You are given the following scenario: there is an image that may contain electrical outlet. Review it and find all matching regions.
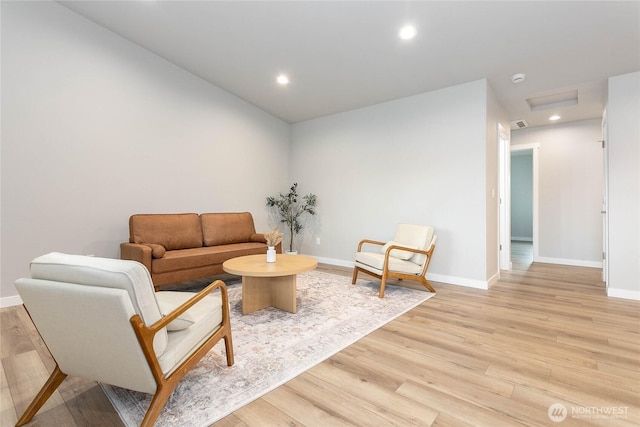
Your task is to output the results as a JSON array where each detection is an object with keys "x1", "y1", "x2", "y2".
[{"x1": 315, "y1": 237, "x2": 321, "y2": 245}]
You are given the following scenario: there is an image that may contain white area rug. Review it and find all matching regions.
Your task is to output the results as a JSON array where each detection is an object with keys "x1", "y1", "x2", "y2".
[{"x1": 102, "y1": 270, "x2": 435, "y2": 427}]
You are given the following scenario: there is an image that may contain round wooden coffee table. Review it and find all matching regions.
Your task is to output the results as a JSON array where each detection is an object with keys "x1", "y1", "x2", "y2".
[{"x1": 223, "y1": 254, "x2": 317, "y2": 314}]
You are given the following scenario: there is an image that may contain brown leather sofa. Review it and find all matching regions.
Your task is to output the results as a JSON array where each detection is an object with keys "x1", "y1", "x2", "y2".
[{"x1": 120, "y1": 212, "x2": 280, "y2": 289}]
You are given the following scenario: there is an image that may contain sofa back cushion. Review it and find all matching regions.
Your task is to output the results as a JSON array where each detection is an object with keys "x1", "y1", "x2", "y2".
[
  {"x1": 201, "y1": 212, "x2": 257, "y2": 246},
  {"x1": 130, "y1": 213, "x2": 203, "y2": 250}
]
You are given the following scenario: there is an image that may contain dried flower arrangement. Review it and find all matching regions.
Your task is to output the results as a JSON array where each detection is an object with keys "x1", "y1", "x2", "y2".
[{"x1": 263, "y1": 228, "x2": 283, "y2": 247}]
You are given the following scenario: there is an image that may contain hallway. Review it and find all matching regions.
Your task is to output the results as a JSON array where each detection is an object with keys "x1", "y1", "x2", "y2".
[{"x1": 511, "y1": 240, "x2": 533, "y2": 269}]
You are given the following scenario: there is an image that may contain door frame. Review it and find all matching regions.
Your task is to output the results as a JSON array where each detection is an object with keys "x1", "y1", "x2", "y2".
[
  {"x1": 601, "y1": 109, "x2": 609, "y2": 285},
  {"x1": 498, "y1": 124, "x2": 511, "y2": 270}
]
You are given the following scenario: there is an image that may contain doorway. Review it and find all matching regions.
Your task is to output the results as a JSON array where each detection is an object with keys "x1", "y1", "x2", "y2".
[
  {"x1": 510, "y1": 143, "x2": 539, "y2": 269},
  {"x1": 511, "y1": 149, "x2": 534, "y2": 267}
]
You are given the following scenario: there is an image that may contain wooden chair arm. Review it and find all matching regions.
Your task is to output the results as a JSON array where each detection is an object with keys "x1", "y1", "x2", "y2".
[
  {"x1": 382, "y1": 243, "x2": 436, "y2": 279},
  {"x1": 357, "y1": 239, "x2": 386, "y2": 251},
  {"x1": 129, "y1": 279, "x2": 231, "y2": 385},
  {"x1": 383, "y1": 244, "x2": 434, "y2": 258},
  {"x1": 149, "y1": 279, "x2": 229, "y2": 333}
]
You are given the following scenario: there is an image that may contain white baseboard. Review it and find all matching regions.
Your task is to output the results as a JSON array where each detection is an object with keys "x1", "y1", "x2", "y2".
[
  {"x1": 607, "y1": 288, "x2": 640, "y2": 301},
  {"x1": 427, "y1": 273, "x2": 489, "y2": 290},
  {"x1": 314, "y1": 256, "x2": 354, "y2": 268},
  {"x1": 1, "y1": 295, "x2": 23, "y2": 308},
  {"x1": 315, "y1": 256, "x2": 491, "y2": 290},
  {"x1": 534, "y1": 256, "x2": 602, "y2": 269},
  {"x1": 486, "y1": 271, "x2": 500, "y2": 288}
]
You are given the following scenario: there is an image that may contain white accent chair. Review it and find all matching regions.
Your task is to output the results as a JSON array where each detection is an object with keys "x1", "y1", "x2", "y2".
[
  {"x1": 352, "y1": 224, "x2": 437, "y2": 297},
  {"x1": 14, "y1": 252, "x2": 234, "y2": 427}
]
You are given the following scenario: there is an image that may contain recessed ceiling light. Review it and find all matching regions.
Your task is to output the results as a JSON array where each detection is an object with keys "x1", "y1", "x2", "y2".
[
  {"x1": 399, "y1": 25, "x2": 416, "y2": 40},
  {"x1": 276, "y1": 74, "x2": 289, "y2": 85},
  {"x1": 549, "y1": 115, "x2": 561, "y2": 121}
]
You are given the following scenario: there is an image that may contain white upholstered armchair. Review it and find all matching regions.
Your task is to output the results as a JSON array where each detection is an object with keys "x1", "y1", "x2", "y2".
[
  {"x1": 352, "y1": 224, "x2": 437, "y2": 297},
  {"x1": 14, "y1": 252, "x2": 234, "y2": 427}
]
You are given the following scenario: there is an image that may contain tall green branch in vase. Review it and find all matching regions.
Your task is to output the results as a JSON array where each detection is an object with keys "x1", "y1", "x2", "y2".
[{"x1": 266, "y1": 183, "x2": 317, "y2": 252}]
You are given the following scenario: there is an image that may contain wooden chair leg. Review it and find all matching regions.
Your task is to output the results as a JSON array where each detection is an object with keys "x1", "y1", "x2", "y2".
[
  {"x1": 379, "y1": 272, "x2": 389, "y2": 298},
  {"x1": 422, "y1": 278, "x2": 435, "y2": 293},
  {"x1": 224, "y1": 332, "x2": 234, "y2": 366},
  {"x1": 351, "y1": 267, "x2": 359, "y2": 284},
  {"x1": 16, "y1": 365, "x2": 67, "y2": 427},
  {"x1": 140, "y1": 384, "x2": 172, "y2": 427}
]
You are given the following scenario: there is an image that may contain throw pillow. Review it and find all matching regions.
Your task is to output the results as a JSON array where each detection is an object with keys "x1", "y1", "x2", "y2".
[{"x1": 145, "y1": 243, "x2": 166, "y2": 259}]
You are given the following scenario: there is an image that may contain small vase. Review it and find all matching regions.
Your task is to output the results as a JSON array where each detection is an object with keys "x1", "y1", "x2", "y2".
[{"x1": 266, "y1": 246, "x2": 276, "y2": 263}]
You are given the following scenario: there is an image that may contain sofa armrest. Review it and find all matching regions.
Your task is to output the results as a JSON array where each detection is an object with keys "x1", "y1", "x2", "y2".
[{"x1": 120, "y1": 243, "x2": 152, "y2": 273}]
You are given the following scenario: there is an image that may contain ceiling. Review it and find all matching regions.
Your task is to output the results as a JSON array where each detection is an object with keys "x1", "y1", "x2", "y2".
[{"x1": 58, "y1": 1, "x2": 640, "y2": 128}]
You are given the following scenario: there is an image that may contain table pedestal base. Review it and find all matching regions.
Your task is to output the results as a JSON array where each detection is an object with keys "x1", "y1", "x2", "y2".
[{"x1": 241, "y1": 274, "x2": 297, "y2": 314}]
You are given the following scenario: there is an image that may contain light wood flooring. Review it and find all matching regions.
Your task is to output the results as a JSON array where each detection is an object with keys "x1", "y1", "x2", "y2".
[
  {"x1": 511, "y1": 240, "x2": 534, "y2": 269},
  {"x1": 2, "y1": 261, "x2": 638, "y2": 426}
]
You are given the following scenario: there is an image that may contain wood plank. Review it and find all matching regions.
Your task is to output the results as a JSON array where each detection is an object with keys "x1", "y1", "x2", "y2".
[
  {"x1": 396, "y1": 380, "x2": 532, "y2": 426},
  {"x1": 226, "y1": 396, "x2": 302, "y2": 426},
  {"x1": 59, "y1": 383, "x2": 124, "y2": 426},
  {"x1": 303, "y1": 361, "x2": 440, "y2": 425},
  {"x1": 511, "y1": 384, "x2": 640, "y2": 427},
  {"x1": 260, "y1": 383, "x2": 357, "y2": 426},
  {"x1": 0, "y1": 307, "x2": 35, "y2": 359},
  {"x1": 3, "y1": 350, "x2": 71, "y2": 423},
  {"x1": 0, "y1": 358, "x2": 18, "y2": 426},
  {"x1": 286, "y1": 371, "x2": 436, "y2": 426}
]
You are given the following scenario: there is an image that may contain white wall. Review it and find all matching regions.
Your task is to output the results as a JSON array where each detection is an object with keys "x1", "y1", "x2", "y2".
[
  {"x1": 0, "y1": 2, "x2": 290, "y2": 305},
  {"x1": 290, "y1": 80, "x2": 498, "y2": 287},
  {"x1": 607, "y1": 71, "x2": 640, "y2": 300},
  {"x1": 512, "y1": 120, "x2": 603, "y2": 267},
  {"x1": 511, "y1": 152, "x2": 533, "y2": 240}
]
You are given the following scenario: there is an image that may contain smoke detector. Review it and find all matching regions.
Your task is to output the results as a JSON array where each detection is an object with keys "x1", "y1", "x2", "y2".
[{"x1": 511, "y1": 73, "x2": 526, "y2": 84}]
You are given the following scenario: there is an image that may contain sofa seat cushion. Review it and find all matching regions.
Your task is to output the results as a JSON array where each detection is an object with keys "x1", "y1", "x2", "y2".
[
  {"x1": 152, "y1": 243, "x2": 267, "y2": 274},
  {"x1": 156, "y1": 291, "x2": 223, "y2": 375},
  {"x1": 355, "y1": 251, "x2": 423, "y2": 275}
]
